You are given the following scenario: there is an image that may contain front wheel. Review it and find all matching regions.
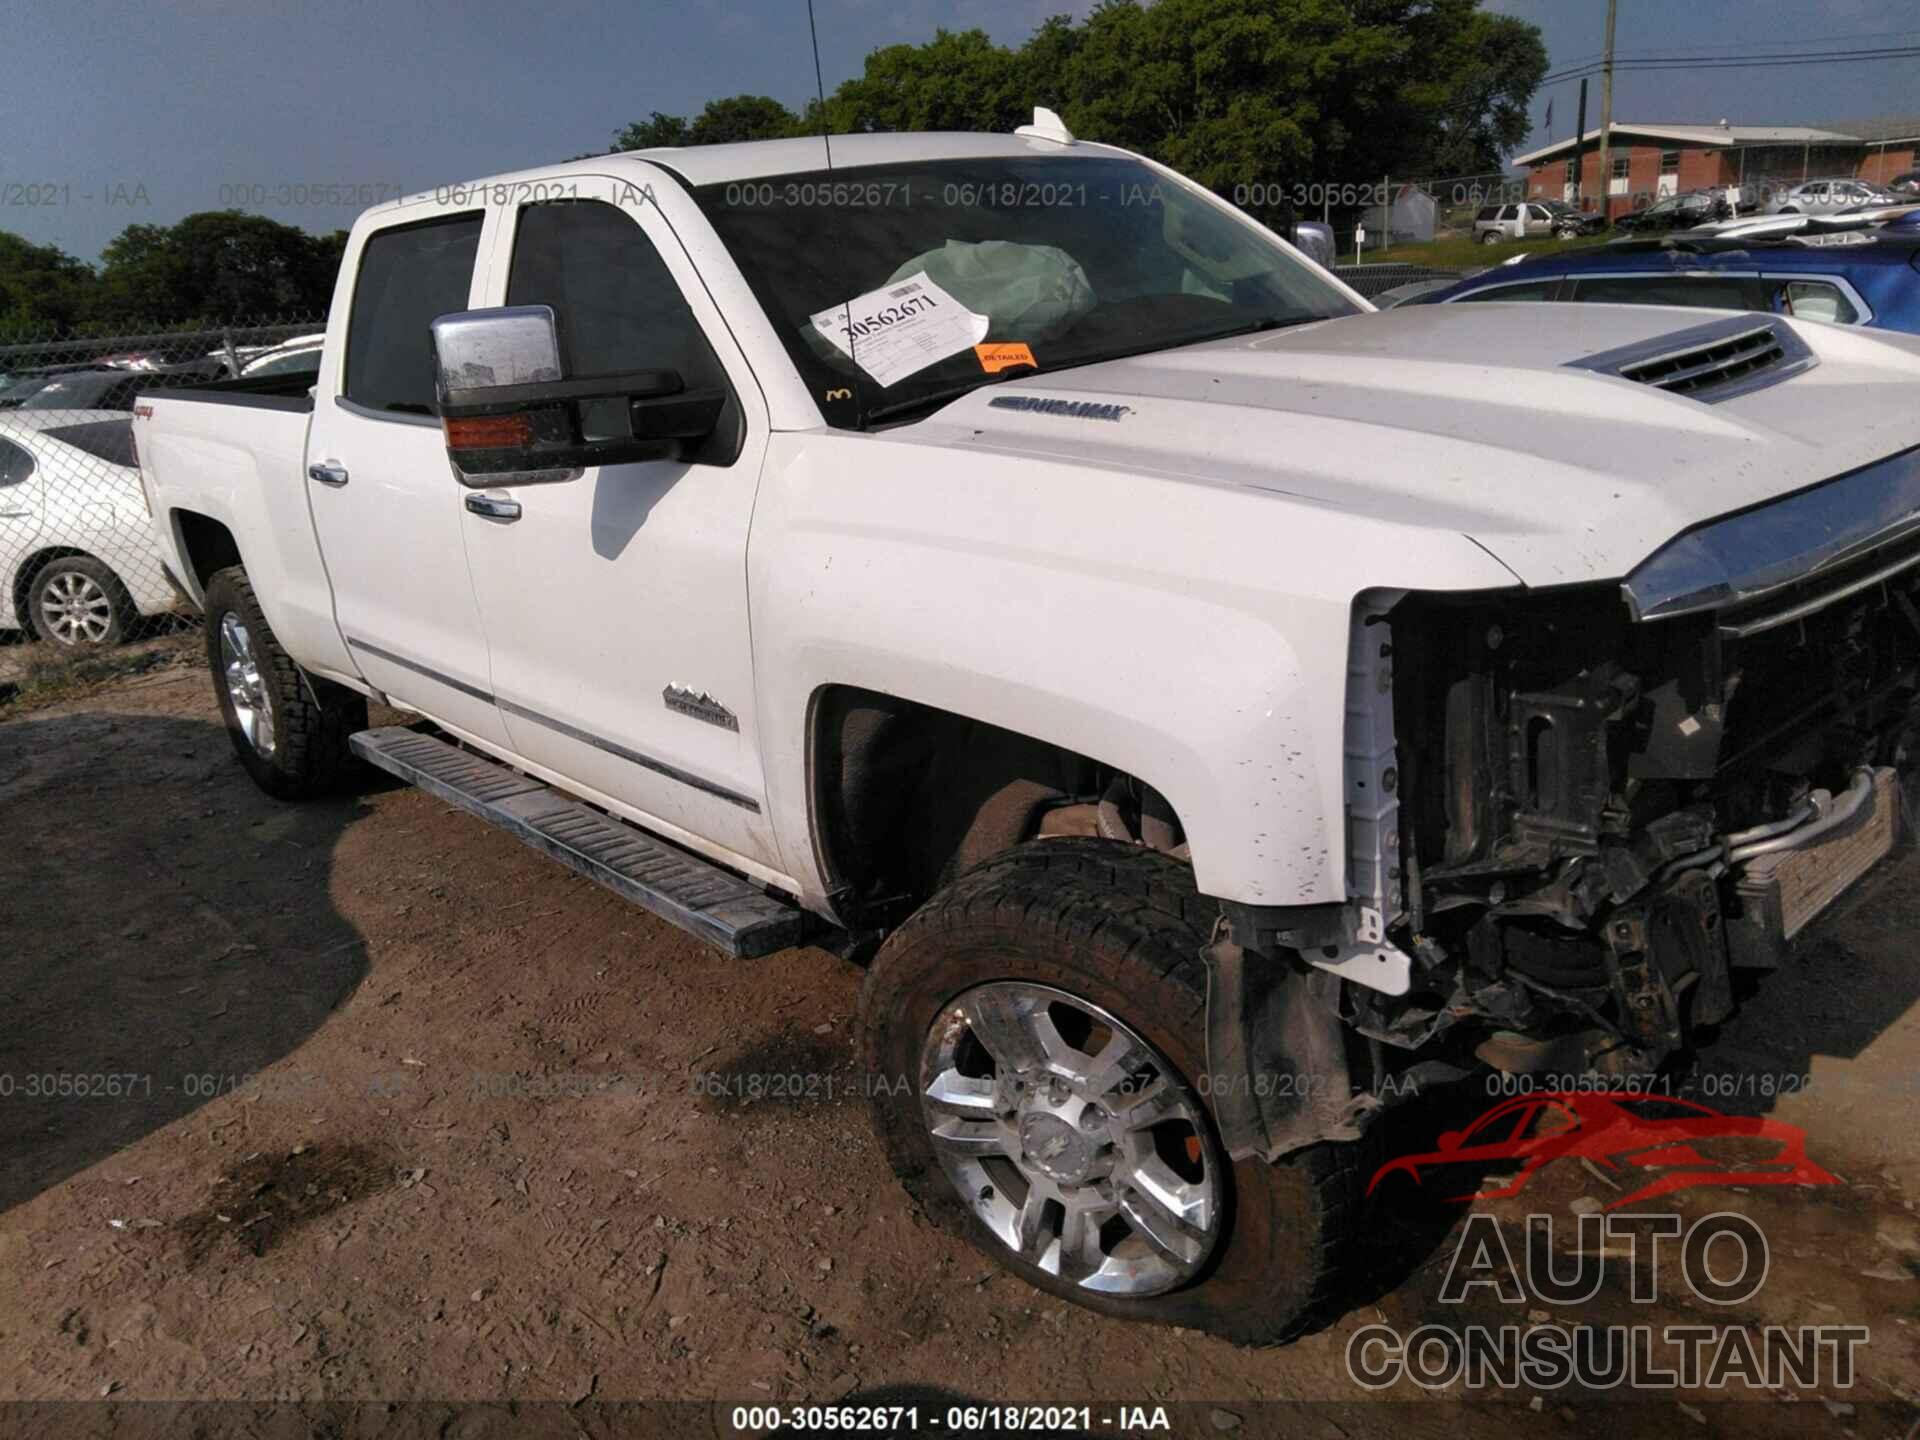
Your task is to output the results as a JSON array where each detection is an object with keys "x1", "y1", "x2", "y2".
[
  {"x1": 860, "y1": 839, "x2": 1362, "y2": 1345},
  {"x1": 203, "y1": 565, "x2": 365, "y2": 800}
]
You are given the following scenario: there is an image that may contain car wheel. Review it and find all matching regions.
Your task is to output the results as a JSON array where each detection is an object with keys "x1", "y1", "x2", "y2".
[
  {"x1": 28, "y1": 555, "x2": 132, "y2": 648},
  {"x1": 861, "y1": 838, "x2": 1363, "y2": 1345},
  {"x1": 1777, "y1": 207, "x2": 1798, "y2": 215},
  {"x1": 203, "y1": 565, "x2": 366, "y2": 800},
  {"x1": 1480, "y1": 231, "x2": 1501, "y2": 245}
]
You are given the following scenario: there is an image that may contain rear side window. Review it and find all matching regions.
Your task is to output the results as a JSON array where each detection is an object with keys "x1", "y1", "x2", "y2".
[
  {"x1": 344, "y1": 213, "x2": 483, "y2": 416},
  {"x1": 43, "y1": 419, "x2": 135, "y2": 468},
  {"x1": 1781, "y1": 280, "x2": 1861, "y2": 325},
  {"x1": 1453, "y1": 280, "x2": 1558, "y2": 303},
  {"x1": 0, "y1": 436, "x2": 34, "y2": 487},
  {"x1": 1568, "y1": 276, "x2": 1754, "y2": 310},
  {"x1": 1475, "y1": 206, "x2": 1499, "y2": 222}
]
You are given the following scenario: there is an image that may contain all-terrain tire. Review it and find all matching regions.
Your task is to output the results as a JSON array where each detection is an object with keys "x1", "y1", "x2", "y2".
[
  {"x1": 203, "y1": 565, "x2": 365, "y2": 800},
  {"x1": 860, "y1": 838, "x2": 1363, "y2": 1345}
]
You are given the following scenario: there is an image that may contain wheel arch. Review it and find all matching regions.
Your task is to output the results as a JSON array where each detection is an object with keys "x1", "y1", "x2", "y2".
[
  {"x1": 804, "y1": 682, "x2": 1193, "y2": 933},
  {"x1": 170, "y1": 508, "x2": 243, "y2": 596}
]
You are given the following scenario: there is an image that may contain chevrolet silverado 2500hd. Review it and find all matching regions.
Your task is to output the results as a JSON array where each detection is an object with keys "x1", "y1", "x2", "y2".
[{"x1": 136, "y1": 117, "x2": 1920, "y2": 1343}]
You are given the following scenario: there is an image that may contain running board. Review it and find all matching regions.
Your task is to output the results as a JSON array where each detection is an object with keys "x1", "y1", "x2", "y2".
[{"x1": 350, "y1": 727, "x2": 802, "y2": 958}]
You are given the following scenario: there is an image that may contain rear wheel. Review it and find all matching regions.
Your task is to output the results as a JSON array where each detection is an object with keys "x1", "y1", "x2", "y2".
[
  {"x1": 861, "y1": 839, "x2": 1362, "y2": 1345},
  {"x1": 203, "y1": 565, "x2": 365, "y2": 800},
  {"x1": 1479, "y1": 231, "x2": 1501, "y2": 245},
  {"x1": 28, "y1": 555, "x2": 132, "y2": 648}
]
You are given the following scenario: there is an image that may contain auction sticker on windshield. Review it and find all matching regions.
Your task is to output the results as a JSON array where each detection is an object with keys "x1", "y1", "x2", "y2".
[{"x1": 810, "y1": 272, "x2": 988, "y2": 388}]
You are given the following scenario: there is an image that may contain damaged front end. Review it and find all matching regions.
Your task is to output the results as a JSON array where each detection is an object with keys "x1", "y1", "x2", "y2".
[{"x1": 1213, "y1": 449, "x2": 1920, "y2": 1160}]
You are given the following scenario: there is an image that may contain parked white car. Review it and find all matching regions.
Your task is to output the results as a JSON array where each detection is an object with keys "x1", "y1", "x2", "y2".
[
  {"x1": 0, "y1": 410, "x2": 178, "y2": 646},
  {"x1": 1769, "y1": 176, "x2": 1904, "y2": 215}
]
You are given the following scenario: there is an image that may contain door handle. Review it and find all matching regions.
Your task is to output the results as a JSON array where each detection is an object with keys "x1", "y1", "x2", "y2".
[
  {"x1": 0, "y1": 509, "x2": 30, "y2": 519},
  {"x1": 308, "y1": 462, "x2": 349, "y2": 487},
  {"x1": 464, "y1": 492, "x2": 522, "y2": 522}
]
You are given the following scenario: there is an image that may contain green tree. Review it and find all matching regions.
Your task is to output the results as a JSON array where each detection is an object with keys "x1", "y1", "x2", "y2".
[
  {"x1": 687, "y1": 94, "x2": 799, "y2": 145},
  {"x1": 0, "y1": 232, "x2": 95, "y2": 335},
  {"x1": 832, "y1": 29, "x2": 1028, "y2": 133},
  {"x1": 612, "y1": 111, "x2": 691, "y2": 151},
  {"x1": 604, "y1": 0, "x2": 1547, "y2": 220},
  {"x1": 91, "y1": 211, "x2": 337, "y2": 324}
]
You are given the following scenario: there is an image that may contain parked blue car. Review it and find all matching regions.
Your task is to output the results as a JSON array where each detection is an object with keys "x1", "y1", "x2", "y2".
[{"x1": 1412, "y1": 223, "x2": 1920, "y2": 333}]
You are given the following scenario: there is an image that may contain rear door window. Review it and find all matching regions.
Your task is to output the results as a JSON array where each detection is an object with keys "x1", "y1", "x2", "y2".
[
  {"x1": 1567, "y1": 275, "x2": 1756, "y2": 310},
  {"x1": 344, "y1": 213, "x2": 484, "y2": 416}
]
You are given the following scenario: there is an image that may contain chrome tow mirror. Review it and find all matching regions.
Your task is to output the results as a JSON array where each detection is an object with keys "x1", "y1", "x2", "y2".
[{"x1": 431, "y1": 305, "x2": 726, "y2": 486}]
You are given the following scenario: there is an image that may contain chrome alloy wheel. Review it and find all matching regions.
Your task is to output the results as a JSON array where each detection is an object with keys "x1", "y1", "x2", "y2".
[
  {"x1": 219, "y1": 612, "x2": 276, "y2": 758},
  {"x1": 919, "y1": 982, "x2": 1221, "y2": 1296},
  {"x1": 39, "y1": 568, "x2": 114, "y2": 645}
]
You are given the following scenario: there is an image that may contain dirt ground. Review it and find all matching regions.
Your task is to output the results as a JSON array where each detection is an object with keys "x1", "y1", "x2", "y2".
[{"x1": 5, "y1": 639, "x2": 1920, "y2": 1439}]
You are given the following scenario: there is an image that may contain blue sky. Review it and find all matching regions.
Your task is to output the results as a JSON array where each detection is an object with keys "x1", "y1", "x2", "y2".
[{"x1": 4, "y1": 0, "x2": 1916, "y2": 261}]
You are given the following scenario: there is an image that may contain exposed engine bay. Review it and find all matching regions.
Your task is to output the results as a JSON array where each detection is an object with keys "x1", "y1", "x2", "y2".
[{"x1": 1368, "y1": 535, "x2": 1920, "y2": 1082}]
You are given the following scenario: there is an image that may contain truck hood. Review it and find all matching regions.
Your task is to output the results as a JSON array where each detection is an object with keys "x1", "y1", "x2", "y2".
[{"x1": 915, "y1": 304, "x2": 1920, "y2": 588}]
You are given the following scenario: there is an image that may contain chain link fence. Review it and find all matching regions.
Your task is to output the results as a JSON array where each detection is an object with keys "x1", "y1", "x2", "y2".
[{"x1": 0, "y1": 317, "x2": 323, "y2": 667}]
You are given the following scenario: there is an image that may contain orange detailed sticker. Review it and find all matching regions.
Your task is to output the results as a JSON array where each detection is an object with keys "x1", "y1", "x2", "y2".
[{"x1": 975, "y1": 342, "x2": 1036, "y2": 373}]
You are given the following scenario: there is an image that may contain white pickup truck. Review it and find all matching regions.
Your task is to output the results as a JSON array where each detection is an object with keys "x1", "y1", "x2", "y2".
[{"x1": 136, "y1": 117, "x2": 1920, "y2": 1343}]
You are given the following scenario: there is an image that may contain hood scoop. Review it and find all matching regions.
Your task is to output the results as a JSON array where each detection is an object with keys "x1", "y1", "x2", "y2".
[{"x1": 1567, "y1": 313, "x2": 1815, "y2": 403}]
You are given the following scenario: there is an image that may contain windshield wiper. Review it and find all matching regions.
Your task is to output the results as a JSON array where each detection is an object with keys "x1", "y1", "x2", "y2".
[{"x1": 861, "y1": 365, "x2": 1039, "y2": 428}]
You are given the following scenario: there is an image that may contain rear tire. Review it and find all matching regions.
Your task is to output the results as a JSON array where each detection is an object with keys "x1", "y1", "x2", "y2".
[
  {"x1": 27, "y1": 555, "x2": 132, "y2": 649},
  {"x1": 203, "y1": 565, "x2": 365, "y2": 800},
  {"x1": 860, "y1": 838, "x2": 1362, "y2": 1345}
]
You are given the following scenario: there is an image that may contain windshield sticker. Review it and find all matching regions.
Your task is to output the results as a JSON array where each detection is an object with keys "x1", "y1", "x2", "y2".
[
  {"x1": 974, "y1": 342, "x2": 1036, "y2": 374},
  {"x1": 809, "y1": 273, "x2": 988, "y2": 389}
]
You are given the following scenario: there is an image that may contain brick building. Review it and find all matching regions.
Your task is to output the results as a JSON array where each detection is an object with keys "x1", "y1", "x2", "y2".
[{"x1": 1514, "y1": 119, "x2": 1920, "y2": 219}]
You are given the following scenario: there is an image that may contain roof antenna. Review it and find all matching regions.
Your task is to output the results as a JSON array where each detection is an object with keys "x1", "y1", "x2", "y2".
[
  {"x1": 806, "y1": 0, "x2": 835, "y2": 171},
  {"x1": 806, "y1": 0, "x2": 859, "y2": 420}
]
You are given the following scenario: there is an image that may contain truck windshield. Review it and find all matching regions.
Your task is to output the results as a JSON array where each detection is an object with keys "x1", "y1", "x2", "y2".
[{"x1": 692, "y1": 155, "x2": 1359, "y2": 429}]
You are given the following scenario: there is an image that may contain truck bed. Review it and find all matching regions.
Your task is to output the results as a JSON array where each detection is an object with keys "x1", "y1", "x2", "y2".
[
  {"x1": 145, "y1": 369, "x2": 317, "y2": 412},
  {"x1": 134, "y1": 382, "x2": 353, "y2": 680}
]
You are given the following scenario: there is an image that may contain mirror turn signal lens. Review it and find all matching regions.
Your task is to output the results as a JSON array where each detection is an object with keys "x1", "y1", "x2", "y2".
[{"x1": 444, "y1": 414, "x2": 535, "y2": 450}]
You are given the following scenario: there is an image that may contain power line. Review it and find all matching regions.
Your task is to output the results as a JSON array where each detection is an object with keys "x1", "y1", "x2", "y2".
[
  {"x1": 1542, "y1": 43, "x2": 1920, "y2": 85},
  {"x1": 1546, "y1": 25, "x2": 1920, "y2": 77}
]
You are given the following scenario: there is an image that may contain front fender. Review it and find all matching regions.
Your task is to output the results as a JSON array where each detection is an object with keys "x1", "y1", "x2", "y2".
[{"x1": 748, "y1": 430, "x2": 1517, "y2": 910}]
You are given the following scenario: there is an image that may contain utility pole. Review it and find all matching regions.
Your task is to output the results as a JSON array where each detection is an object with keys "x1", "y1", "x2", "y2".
[
  {"x1": 1573, "y1": 77, "x2": 1589, "y2": 206},
  {"x1": 1596, "y1": 0, "x2": 1618, "y2": 222}
]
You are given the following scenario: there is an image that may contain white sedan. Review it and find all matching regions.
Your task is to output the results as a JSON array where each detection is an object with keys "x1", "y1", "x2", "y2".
[{"x1": 0, "y1": 410, "x2": 179, "y2": 646}]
